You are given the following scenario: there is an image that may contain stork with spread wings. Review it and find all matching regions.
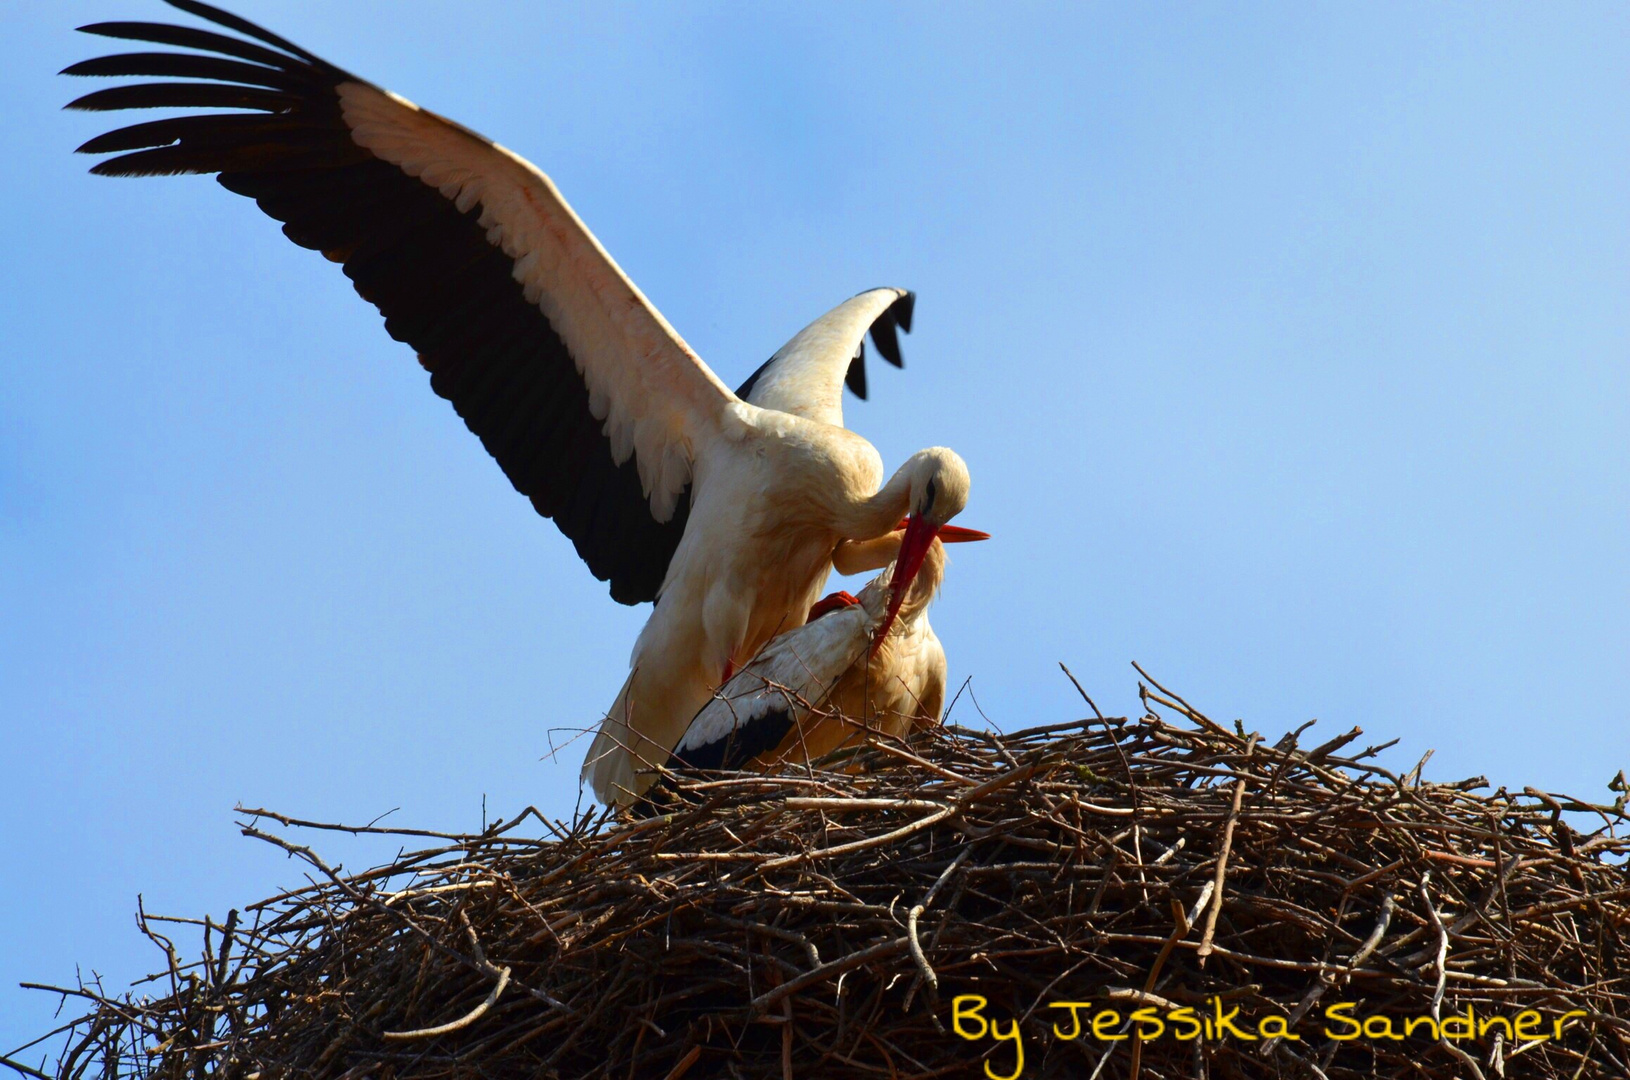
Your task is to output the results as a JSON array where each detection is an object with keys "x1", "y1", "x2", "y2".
[{"x1": 67, "y1": 1, "x2": 977, "y2": 805}]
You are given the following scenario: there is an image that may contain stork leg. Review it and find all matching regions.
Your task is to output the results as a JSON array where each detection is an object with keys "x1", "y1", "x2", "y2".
[{"x1": 807, "y1": 590, "x2": 861, "y2": 621}]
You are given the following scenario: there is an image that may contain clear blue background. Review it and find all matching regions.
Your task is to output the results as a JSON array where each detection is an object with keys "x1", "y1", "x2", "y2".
[{"x1": 3, "y1": 0, "x2": 1625, "y2": 1058}]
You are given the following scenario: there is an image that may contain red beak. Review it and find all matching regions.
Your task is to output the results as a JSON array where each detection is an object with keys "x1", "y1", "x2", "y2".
[
  {"x1": 891, "y1": 519, "x2": 989, "y2": 544},
  {"x1": 936, "y1": 524, "x2": 991, "y2": 543},
  {"x1": 872, "y1": 513, "x2": 940, "y2": 654}
]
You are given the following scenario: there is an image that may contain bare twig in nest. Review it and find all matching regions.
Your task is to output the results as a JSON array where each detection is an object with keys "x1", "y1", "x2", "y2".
[
  {"x1": 382, "y1": 966, "x2": 511, "y2": 1041},
  {"x1": 1197, "y1": 734, "x2": 1256, "y2": 964},
  {"x1": 0, "y1": 1056, "x2": 50, "y2": 1080}
]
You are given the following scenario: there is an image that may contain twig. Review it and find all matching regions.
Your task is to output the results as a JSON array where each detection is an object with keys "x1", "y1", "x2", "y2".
[
  {"x1": 381, "y1": 966, "x2": 511, "y2": 1041},
  {"x1": 1059, "y1": 662, "x2": 1105, "y2": 719},
  {"x1": 750, "y1": 938, "x2": 910, "y2": 1011},
  {"x1": 1197, "y1": 736, "x2": 1255, "y2": 963},
  {"x1": 0, "y1": 1054, "x2": 51, "y2": 1080},
  {"x1": 905, "y1": 905, "x2": 935, "y2": 994}
]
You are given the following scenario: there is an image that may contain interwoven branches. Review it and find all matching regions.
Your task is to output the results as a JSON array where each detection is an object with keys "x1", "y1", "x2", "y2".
[{"x1": 11, "y1": 678, "x2": 1628, "y2": 1080}]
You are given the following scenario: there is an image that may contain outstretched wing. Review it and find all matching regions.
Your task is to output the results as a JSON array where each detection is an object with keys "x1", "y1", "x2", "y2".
[
  {"x1": 734, "y1": 288, "x2": 915, "y2": 426},
  {"x1": 66, "y1": 0, "x2": 744, "y2": 604}
]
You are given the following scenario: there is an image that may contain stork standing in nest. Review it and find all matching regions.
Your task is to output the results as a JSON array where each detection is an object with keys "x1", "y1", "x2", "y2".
[
  {"x1": 669, "y1": 523, "x2": 988, "y2": 776},
  {"x1": 66, "y1": 0, "x2": 976, "y2": 805}
]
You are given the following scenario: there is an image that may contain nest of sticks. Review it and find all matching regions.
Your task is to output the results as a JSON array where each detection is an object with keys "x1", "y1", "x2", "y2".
[{"x1": 12, "y1": 673, "x2": 1630, "y2": 1080}]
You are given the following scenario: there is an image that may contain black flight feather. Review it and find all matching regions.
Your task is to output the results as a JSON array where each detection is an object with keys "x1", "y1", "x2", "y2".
[
  {"x1": 69, "y1": 1, "x2": 690, "y2": 604},
  {"x1": 76, "y1": 21, "x2": 334, "y2": 75},
  {"x1": 668, "y1": 705, "x2": 796, "y2": 772},
  {"x1": 845, "y1": 339, "x2": 869, "y2": 399}
]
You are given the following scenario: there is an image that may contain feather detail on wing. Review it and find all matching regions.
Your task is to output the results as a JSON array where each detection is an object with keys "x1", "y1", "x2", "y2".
[{"x1": 67, "y1": 0, "x2": 745, "y2": 603}]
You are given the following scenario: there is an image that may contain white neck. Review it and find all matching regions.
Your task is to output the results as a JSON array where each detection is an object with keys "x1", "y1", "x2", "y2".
[{"x1": 833, "y1": 461, "x2": 915, "y2": 541}]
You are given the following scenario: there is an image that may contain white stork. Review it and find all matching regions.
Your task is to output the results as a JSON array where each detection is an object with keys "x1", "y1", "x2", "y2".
[
  {"x1": 66, "y1": 1, "x2": 976, "y2": 805},
  {"x1": 668, "y1": 524, "x2": 987, "y2": 775}
]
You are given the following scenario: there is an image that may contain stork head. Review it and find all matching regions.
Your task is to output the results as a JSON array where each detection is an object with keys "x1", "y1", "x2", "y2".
[{"x1": 874, "y1": 447, "x2": 974, "y2": 652}]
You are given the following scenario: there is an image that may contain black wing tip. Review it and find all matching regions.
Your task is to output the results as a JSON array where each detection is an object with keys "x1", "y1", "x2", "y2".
[
  {"x1": 672, "y1": 705, "x2": 796, "y2": 772},
  {"x1": 85, "y1": 156, "x2": 190, "y2": 178},
  {"x1": 71, "y1": 4, "x2": 350, "y2": 86},
  {"x1": 892, "y1": 289, "x2": 916, "y2": 334},
  {"x1": 63, "y1": 88, "x2": 114, "y2": 111},
  {"x1": 835, "y1": 287, "x2": 917, "y2": 401},
  {"x1": 161, "y1": 0, "x2": 322, "y2": 63},
  {"x1": 867, "y1": 301, "x2": 905, "y2": 370},
  {"x1": 845, "y1": 341, "x2": 869, "y2": 399}
]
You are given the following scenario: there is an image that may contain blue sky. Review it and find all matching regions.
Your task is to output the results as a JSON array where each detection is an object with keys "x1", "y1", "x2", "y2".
[{"x1": 3, "y1": 0, "x2": 1625, "y2": 1056}]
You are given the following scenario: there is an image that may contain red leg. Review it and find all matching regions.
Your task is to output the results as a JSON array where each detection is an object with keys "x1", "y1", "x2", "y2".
[{"x1": 808, "y1": 590, "x2": 860, "y2": 621}]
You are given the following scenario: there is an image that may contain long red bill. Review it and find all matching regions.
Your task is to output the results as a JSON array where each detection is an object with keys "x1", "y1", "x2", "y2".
[
  {"x1": 936, "y1": 524, "x2": 991, "y2": 543},
  {"x1": 872, "y1": 514, "x2": 940, "y2": 654},
  {"x1": 890, "y1": 519, "x2": 988, "y2": 543}
]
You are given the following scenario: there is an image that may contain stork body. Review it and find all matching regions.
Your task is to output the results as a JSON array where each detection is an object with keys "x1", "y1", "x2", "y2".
[
  {"x1": 669, "y1": 527, "x2": 981, "y2": 775},
  {"x1": 67, "y1": 2, "x2": 973, "y2": 805},
  {"x1": 588, "y1": 435, "x2": 972, "y2": 801}
]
